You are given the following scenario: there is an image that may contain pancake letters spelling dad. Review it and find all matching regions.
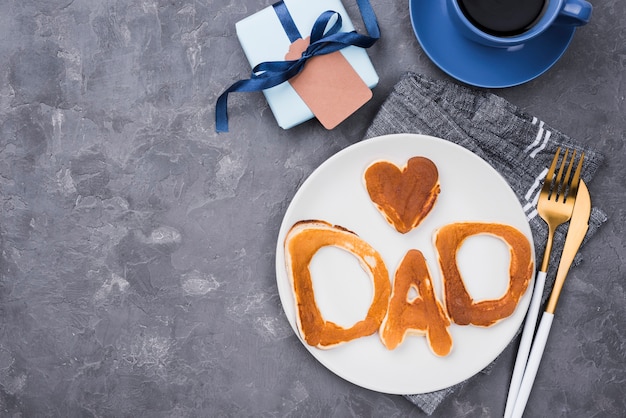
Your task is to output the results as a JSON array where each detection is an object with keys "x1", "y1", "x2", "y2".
[{"x1": 284, "y1": 157, "x2": 534, "y2": 357}]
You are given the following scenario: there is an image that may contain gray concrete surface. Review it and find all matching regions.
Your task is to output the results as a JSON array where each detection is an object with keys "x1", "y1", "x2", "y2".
[{"x1": 0, "y1": 0, "x2": 624, "y2": 416}]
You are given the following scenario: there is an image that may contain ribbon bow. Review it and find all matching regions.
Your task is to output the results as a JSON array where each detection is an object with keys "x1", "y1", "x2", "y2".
[{"x1": 215, "y1": 0, "x2": 380, "y2": 132}]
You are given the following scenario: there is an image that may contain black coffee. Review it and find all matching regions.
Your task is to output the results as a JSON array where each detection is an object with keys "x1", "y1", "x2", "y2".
[{"x1": 458, "y1": 0, "x2": 547, "y2": 36}]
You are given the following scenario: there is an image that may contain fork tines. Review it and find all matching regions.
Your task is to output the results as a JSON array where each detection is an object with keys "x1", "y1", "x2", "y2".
[{"x1": 544, "y1": 147, "x2": 585, "y2": 203}]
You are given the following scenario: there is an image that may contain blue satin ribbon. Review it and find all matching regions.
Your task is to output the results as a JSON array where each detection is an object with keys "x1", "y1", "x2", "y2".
[
  {"x1": 273, "y1": 1, "x2": 301, "y2": 43},
  {"x1": 215, "y1": 0, "x2": 380, "y2": 132}
]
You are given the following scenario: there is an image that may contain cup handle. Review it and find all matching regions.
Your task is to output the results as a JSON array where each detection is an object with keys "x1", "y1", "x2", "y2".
[{"x1": 556, "y1": 0, "x2": 593, "y2": 26}]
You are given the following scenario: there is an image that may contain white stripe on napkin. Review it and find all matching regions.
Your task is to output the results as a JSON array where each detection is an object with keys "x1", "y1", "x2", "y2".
[
  {"x1": 525, "y1": 119, "x2": 552, "y2": 158},
  {"x1": 523, "y1": 168, "x2": 548, "y2": 221}
]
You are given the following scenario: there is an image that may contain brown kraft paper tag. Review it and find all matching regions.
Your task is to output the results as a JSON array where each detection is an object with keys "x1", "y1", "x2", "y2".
[{"x1": 285, "y1": 37, "x2": 373, "y2": 130}]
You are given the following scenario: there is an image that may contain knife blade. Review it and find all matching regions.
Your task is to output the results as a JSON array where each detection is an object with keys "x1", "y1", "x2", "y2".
[
  {"x1": 509, "y1": 180, "x2": 592, "y2": 418},
  {"x1": 545, "y1": 179, "x2": 591, "y2": 314}
]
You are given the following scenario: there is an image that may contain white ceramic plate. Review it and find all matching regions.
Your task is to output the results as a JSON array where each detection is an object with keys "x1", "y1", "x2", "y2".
[{"x1": 275, "y1": 134, "x2": 535, "y2": 394}]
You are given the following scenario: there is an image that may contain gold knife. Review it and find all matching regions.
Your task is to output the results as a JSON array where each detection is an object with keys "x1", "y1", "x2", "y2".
[{"x1": 510, "y1": 180, "x2": 592, "y2": 418}]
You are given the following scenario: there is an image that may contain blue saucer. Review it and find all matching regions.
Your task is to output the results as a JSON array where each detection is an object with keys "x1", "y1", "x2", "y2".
[{"x1": 409, "y1": 0, "x2": 577, "y2": 88}]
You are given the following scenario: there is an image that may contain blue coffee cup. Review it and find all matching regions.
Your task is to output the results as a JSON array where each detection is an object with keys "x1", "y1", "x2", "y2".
[{"x1": 447, "y1": 0, "x2": 592, "y2": 48}]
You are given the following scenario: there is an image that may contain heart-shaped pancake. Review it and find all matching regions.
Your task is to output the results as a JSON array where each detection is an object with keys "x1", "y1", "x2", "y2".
[{"x1": 364, "y1": 157, "x2": 440, "y2": 234}]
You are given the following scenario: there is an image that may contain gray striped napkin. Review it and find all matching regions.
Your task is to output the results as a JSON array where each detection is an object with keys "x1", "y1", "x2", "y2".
[{"x1": 365, "y1": 73, "x2": 607, "y2": 415}]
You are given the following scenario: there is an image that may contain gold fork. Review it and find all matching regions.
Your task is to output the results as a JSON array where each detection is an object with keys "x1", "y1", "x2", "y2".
[
  {"x1": 504, "y1": 147, "x2": 584, "y2": 418},
  {"x1": 536, "y1": 147, "x2": 584, "y2": 273}
]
